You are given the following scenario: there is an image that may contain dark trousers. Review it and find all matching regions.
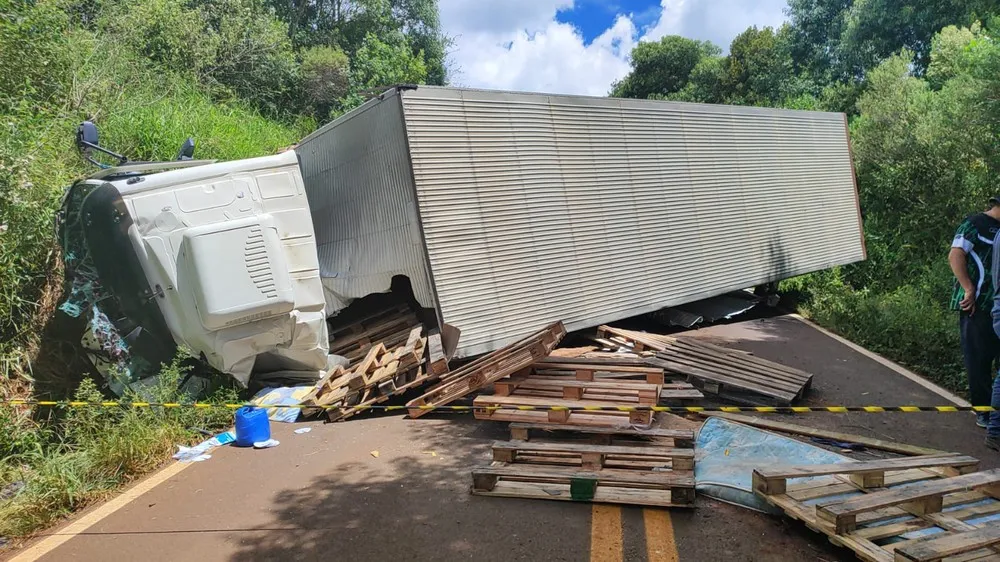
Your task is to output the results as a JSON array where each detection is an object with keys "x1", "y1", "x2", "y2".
[{"x1": 960, "y1": 311, "x2": 1000, "y2": 407}]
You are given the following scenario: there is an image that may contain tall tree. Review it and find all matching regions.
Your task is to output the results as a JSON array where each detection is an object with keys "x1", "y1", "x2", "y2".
[
  {"x1": 721, "y1": 25, "x2": 800, "y2": 106},
  {"x1": 785, "y1": 0, "x2": 854, "y2": 80},
  {"x1": 839, "y1": 0, "x2": 993, "y2": 75},
  {"x1": 610, "y1": 36, "x2": 720, "y2": 99}
]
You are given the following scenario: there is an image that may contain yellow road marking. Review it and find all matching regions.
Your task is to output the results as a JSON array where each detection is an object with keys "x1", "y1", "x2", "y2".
[
  {"x1": 643, "y1": 508, "x2": 680, "y2": 562},
  {"x1": 590, "y1": 504, "x2": 623, "y2": 562},
  {"x1": 9, "y1": 461, "x2": 192, "y2": 562}
]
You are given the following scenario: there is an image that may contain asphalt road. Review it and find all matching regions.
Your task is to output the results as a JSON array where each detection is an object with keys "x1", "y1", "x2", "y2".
[{"x1": 6, "y1": 313, "x2": 996, "y2": 562}]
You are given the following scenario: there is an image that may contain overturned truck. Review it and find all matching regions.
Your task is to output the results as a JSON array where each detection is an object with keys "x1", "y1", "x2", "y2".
[
  {"x1": 58, "y1": 85, "x2": 865, "y2": 392},
  {"x1": 298, "y1": 86, "x2": 866, "y2": 358}
]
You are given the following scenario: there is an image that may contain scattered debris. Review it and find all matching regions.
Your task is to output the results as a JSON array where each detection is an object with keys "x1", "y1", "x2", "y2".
[
  {"x1": 293, "y1": 427, "x2": 312, "y2": 434},
  {"x1": 471, "y1": 424, "x2": 696, "y2": 507},
  {"x1": 0, "y1": 481, "x2": 25, "y2": 500},
  {"x1": 753, "y1": 455, "x2": 998, "y2": 562},
  {"x1": 253, "y1": 439, "x2": 280, "y2": 449},
  {"x1": 699, "y1": 412, "x2": 949, "y2": 457},
  {"x1": 172, "y1": 430, "x2": 237, "y2": 463},
  {"x1": 370, "y1": 450, "x2": 379, "y2": 458},
  {"x1": 597, "y1": 325, "x2": 813, "y2": 405},
  {"x1": 251, "y1": 386, "x2": 313, "y2": 423}
]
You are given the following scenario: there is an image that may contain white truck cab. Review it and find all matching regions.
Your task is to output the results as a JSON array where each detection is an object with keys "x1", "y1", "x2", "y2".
[{"x1": 59, "y1": 151, "x2": 328, "y2": 390}]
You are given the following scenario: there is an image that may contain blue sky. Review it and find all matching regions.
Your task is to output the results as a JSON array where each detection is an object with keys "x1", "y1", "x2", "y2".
[
  {"x1": 555, "y1": 0, "x2": 664, "y2": 44},
  {"x1": 439, "y1": 0, "x2": 789, "y2": 96}
]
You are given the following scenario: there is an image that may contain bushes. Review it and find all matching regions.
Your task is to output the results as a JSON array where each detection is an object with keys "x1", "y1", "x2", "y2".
[{"x1": 791, "y1": 270, "x2": 966, "y2": 393}]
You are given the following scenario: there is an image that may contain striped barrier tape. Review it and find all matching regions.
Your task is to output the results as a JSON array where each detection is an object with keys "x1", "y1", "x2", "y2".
[{"x1": 0, "y1": 400, "x2": 993, "y2": 413}]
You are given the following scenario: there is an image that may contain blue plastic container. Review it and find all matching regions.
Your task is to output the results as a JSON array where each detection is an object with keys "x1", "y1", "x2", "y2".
[{"x1": 234, "y1": 407, "x2": 270, "y2": 447}]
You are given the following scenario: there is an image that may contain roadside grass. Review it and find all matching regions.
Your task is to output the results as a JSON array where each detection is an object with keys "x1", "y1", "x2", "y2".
[{"x1": 0, "y1": 354, "x2": 239, "y2": 541}]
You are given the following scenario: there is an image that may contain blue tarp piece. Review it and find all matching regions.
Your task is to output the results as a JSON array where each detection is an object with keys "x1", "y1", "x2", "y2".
[{"x1": 695, "y1": 416, "x2": 850, "y2": 512}]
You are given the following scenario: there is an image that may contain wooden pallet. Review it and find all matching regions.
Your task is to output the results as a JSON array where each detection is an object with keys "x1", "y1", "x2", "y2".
[
  {"x1": 508, "y1": 423, "x2": 694, "y2": 448},
  {"x1": 473, "y1": 394, "x2": 654, "y2": 426},
  {"x1": 494, "y1": 375, "x2": 661, "y2": 404},
  {"x1": 471, "y1": 437, "x2": 695, "y2": 507},
  {"x1": 301, "y1": 327, "x2": 433, "y2": 421},
  {"x1": 329, "y1": 302, "x2": 422, "y2": 366},
  {"x1": 406, "y1": 322, "x2": 566, "y2": 418},
  {"x1": 597, "y1": 325, "x2": 813, "y2": 406},
  {"x1": 533, "y1": 357, "x2": 667, "y2": 385},
  {"x1": 752, "y1": 455, "x2": 1000, "y2": 562}
]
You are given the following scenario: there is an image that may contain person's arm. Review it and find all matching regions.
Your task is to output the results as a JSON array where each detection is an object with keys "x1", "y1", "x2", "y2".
[{"x1": 951, "y1": 223, "x2": 977, "y2": 313}]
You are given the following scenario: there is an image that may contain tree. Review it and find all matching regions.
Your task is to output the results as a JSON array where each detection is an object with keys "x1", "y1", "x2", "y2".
[
  {"x1": 839, "y1": 0, "x2": 993, "y2": 76},
  {"x1": 610, "y1": 36, "x2": 720, "y2": 99},
  {"x1": 786, "y1": 0, "x2": 854, "y2": 80},
  {"x1": 198, "y1": 0, "x2": 301, "y2": 116},
  {"x1": 265, "y1": 0, "x2": 448, "y2": 84},
  {"x1": 300, "y1": 45, "x2": 351, "y2": 118},
  {"x1": 721, "y1": 26, "x2": 799, "y2": 106}
]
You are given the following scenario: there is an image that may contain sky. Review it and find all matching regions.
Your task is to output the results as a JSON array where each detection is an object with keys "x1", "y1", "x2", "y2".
[{"x1": 438, "y1": 0, "x2": 789, "y2": 97}]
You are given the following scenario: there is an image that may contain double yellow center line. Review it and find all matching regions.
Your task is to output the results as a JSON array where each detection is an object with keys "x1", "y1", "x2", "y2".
[{"x1": 590, "y1": 505, "x2": 679, "y2": 562}]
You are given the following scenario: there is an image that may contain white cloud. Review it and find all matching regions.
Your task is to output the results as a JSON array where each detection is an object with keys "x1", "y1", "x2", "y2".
[
  {"x1": 440, "y1": 0, "x2": 788, "y2": 96},
  {"x1": 642, "y1": 0, "x2": 789, "y2": 49}
]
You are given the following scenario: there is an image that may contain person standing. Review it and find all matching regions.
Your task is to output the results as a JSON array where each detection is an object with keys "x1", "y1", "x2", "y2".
[{"x1": 950, "y1": 197, "x2": 1000, "y2": 430}]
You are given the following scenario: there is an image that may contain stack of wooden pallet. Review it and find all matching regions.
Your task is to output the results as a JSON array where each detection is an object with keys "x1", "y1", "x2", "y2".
[
  {"x1": 406, "y1": 322, "x2": 566, "y2": 418},
  {"x1": 597, "y1": 325, "x2": 813, "y2": 406},
  {"x1": 329, "y1": 302, "x2": 430, "y2": 368},
  {"x1": 473, "y1": 356, "x2": 702, "y2": 428},
  {"x1": 471, "y1": 424, "x2": 696, "y2": 507},
  {"x1": 753, "y1": 454, "x2": 1000, "y2": 562},
  {"x1": 303, "y1": 327, "x2": 447, "y2": 421}
]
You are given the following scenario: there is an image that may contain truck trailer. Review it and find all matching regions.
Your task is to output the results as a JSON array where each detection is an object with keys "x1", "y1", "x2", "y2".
[{"x1": 297, "y1": 86, "x2": 865, "y2": 358}]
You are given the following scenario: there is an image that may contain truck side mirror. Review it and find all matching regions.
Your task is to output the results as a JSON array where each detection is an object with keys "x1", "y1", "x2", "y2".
[
  {"x1": 177, "y1": 138, "x2": 195, "y2": 160},
  {"x1": 77, "y1": 121, "x2": 100, "y2": 153}
]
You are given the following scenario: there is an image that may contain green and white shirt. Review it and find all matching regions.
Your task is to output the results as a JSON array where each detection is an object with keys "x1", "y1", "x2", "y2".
[{"x1": 951, "y1": 213, "x2": 1000, "y2": 312}]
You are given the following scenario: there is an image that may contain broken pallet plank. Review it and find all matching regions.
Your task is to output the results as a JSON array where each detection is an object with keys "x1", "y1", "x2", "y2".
[
  {"x1": 895, "y1": 525, "x2": 1000, "y2": 562},
  {"x1": 815, "y1": 469, "x2": 1000, "y2": 534}
]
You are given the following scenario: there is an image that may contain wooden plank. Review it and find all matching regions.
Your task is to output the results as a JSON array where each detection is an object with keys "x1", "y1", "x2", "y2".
[
  {"x1": 672, "y1": 336, "x2": 813, "y2": 379},
  {"x1": 472, "y1": 463, "x2": 694, "y2": 489},
  {"x1": 753, "y1": 456, "x2": 980, "y2": 495},
  {"x1": 816, "y1": 470, "x2": 1000, "y2": 534},
  {"x1": 493, "y1": 439, "x2": 693, "y2": 461},
  {"x1": 895, "y1": 526, "x2": 1000, "y2": 562},
  {"x1": 535, "y1": 358, "x2": 664, "y2": 373},
  {"x1": 477, "y1": 408, "x2": 635, "y2": 428},
  {"x1": 657, "y1": 348, "x2": 806, "y2": 393},
  {"x1": 471, "y1": 479, "x2": 689, "y2": 508},
  {"x1": 507, "y1": 423, "x2": 693, "y2": 447},
  {"x1": 659, "y1": 356, "x2": 798, "y2": 404},
  {"x1": 426, "y1": 331, "x2": 450, "y2": 376},
  {"x1": 700, "y1": 412, "x2": 952, "y2": 457}
]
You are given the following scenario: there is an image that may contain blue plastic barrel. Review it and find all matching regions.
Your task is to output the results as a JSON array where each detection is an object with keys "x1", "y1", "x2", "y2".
[{"x1": 234, "y1": 407, "x2": 270, "y2": 447}]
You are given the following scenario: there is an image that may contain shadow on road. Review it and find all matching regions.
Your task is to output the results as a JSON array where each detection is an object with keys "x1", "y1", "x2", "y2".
[{"x1": 227, "y1": 414, "x2": 589, "y2": 561}]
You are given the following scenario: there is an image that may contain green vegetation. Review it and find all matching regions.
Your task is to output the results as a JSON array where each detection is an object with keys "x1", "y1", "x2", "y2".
[
  {"x1": 0, "y1": 0, "x2": 447, "y2": 541},
  {"x1": 613, "y1": 2, "x2": 1000, "y2": 394},
  {"x1": 0, "y1": 353, "x2": 237, "y2": 539}
]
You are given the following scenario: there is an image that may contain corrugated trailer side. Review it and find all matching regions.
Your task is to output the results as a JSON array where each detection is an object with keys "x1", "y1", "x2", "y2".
[
  {"x1": 398, "y1": 87, "x2": 865, "y2": 356},
  {"x1": 297, "y1": 89, "x2": 437, "y2": 315}
]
